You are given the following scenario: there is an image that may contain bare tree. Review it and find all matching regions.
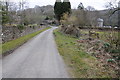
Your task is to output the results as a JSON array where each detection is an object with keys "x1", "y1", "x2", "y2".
[
  {"x1": 105, "y1": 0, "x2": 120, "y2": 50},
  {"x1": 105, "y1": 0, "x2": 120, "y2": 16},
  {"x1": 85, "y1": 6, "x2": 99, "y2": 27},
  {"x1": 8, "y1": 2, "x2": 18, "y2": 24},
  {"x1": 86, "y1": 6, "x2": 95, "y2": 11},
  {"x1": 18, "y1": 0, "x2": 29, "y2": 25}
]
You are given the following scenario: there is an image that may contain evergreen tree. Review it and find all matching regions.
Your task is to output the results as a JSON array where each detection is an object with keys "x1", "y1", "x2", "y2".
[
  {"x1": 62, "y1": 0, "x2": 71, "y2": 14},
  {"x1": 78, "y1": 2, "x2": 84, "y2": 10},
  {"x1": 54, "y1": 0, "x2": 71, "y2": 21},
  {"x1": 54, "y1": 0, "x2": 62, "y2": 21},
  {"x1": 2, "y1": 5, "x2": 9, "y2": 24},
  {"x1": 1, "y1": 1, "x2": 10, "y2": 24}
]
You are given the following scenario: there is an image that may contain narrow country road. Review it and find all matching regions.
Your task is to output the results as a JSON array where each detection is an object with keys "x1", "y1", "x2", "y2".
[{"x1": 1, "y1": 27, "x2": 69, "y2": 78}]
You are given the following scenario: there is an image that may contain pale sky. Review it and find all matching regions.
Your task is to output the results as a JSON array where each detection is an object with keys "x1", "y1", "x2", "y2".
[
  {"x1": 4, "y1": 0, "x2": 120, "y2": 10},
  {"x1": 28, "y1": 0, "x2": 108, "y2": 10}
]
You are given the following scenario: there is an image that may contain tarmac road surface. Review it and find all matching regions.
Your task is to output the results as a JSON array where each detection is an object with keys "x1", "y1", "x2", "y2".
[{"x1": 1, "y1": 27, "x2": 69, "y2": 78}]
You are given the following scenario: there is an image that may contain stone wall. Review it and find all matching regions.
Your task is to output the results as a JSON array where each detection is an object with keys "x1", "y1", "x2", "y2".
[{"x1": 2, "y1": 25, "x2": 48, "y2": 43}]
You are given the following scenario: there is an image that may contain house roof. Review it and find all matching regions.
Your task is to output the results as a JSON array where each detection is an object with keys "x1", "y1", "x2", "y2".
[{"x1": 97, "y1": 18, "x2": 103, "y2": 22}]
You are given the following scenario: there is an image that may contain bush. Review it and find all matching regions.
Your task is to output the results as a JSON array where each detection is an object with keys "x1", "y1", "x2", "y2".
[
  {"x1": 107, "y1": 59, "x2": 115, "y2": 63},
  {"x1": 110, "y1": 49, "x2": 120, "y2": 53},
  {"x1": 33, "y1": 26, "x2": 35, "y2": 29},
  {"x1": 60, "y1": 13, "x2": 79, "y2": 26},
  {"x1": 103, "y1": 42, "x2": 110, "y2": 52},
  {"x1": 17, "y1": 24, "x2": 24, "y2": 30}
]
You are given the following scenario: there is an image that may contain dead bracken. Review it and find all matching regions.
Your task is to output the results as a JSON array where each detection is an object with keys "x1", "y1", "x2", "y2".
[{"x1": 77, "y1": 37, "x2": 120, "y2": 77}]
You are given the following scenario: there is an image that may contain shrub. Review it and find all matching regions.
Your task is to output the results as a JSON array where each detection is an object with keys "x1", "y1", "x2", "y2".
[
  {"x1": 103, "y1": 42, "x2": 110, "y2": 52},
  {"x1": 60, "y1": 13, "x2": 78, "y2": 26},
  {"x1": 17, "y1": 24, "x2": 24, "y2": 33},
  {"x1": 107, "y1": 59, "x2": 115, "y2": 63},
  {"x1": 110, "y1": 49, "x2": 120, "y2": 53}
]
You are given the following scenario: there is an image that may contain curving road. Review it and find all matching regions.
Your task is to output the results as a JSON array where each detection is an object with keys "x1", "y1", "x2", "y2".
[{"x1": 1, "y1": 27, "x2": 69, "y2": 78}]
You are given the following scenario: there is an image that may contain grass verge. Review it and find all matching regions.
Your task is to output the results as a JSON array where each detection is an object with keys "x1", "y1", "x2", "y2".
[
  {"x1": 54, "y1": 29, "x2": 116, "y2": 78},
  {"x1": 1, "y1": 27, "x2": 51, "y2": 54}
]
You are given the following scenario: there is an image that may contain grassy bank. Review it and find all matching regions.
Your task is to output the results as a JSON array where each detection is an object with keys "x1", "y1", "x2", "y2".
[
  {"x1": 54, "y1": 29, "x2": 116, "y2": 78},
  {"x1": 1, "y1": 27, "x2": 51, "y2": 54}
]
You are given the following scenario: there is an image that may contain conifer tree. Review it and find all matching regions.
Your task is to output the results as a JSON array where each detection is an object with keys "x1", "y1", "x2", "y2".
[
  {"x1": 54, "y1": 0, "x2": 62, "y2": 21},
  {"x1": 78, "y1": 2, "x2": 84, "y2": 10},
  {"x1": 62, "y1": 0, "x2": 71, "y2": 14},
  {"x1": 54, "y1": 0, "x2": 71, "y2": 21}
]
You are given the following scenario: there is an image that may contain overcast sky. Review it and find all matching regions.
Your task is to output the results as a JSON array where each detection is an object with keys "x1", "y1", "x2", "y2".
[
  {"x1": 8, "y1": 0, "x2": 119, "y2": 10},
  {"x1": 27, "y1": 0, "x2": 107, "y2": 10}
]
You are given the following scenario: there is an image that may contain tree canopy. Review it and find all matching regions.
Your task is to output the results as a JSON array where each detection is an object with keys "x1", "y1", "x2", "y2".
[
  {"x1": 54, "y1": 1, "x2": 63, "y2": 21},
  {"x1": 78, "y1": 2, "x2": 84, "y2": 10},
  {"x1": 54, "y1": 0, "x2": 71, "y2": 21},
  {"x1": 62, "y1": 0, "x2": 71, "y2": 14}
]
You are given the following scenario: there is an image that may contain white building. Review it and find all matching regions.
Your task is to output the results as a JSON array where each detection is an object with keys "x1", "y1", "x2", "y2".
[{"x1": 97, "y1": 18, "x2": 104, "y2": 27}]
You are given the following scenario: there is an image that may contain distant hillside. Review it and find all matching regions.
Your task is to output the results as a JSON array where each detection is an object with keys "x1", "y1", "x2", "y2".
[
  {"x1": 34, "y1": 5, "x2": 54, "y2": 16},
  {"x1": 18, "y1": 5, "x2": 118, "y2": 26},
  {"x1": 18, "y1": 5, "x2": 55, "y2": 24},
  {"x1": 71, "y1": 8, "x2": 118, "y2": 27}
]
